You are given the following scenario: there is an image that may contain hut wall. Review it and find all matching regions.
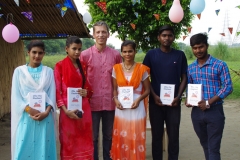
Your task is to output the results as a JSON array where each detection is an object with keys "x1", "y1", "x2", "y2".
[{"x1": 0, "y1": 19, "x2": 25, "y2": 118}]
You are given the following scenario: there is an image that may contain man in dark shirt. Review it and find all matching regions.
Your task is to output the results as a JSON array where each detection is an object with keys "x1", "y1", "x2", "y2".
[{"x1": 143, "y1": 25, "x2": 187, "y2": 160}]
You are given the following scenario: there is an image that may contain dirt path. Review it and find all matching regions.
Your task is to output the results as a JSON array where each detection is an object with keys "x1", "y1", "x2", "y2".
[{"x1": 1, "y1": 99, "x2": 239, "y2": 160}]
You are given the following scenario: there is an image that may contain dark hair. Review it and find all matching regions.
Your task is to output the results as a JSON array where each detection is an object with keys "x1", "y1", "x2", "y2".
[
  {"x1": 190, "y1": 33, "x2": 209, "y2": 46},
  {"x1": 66, "y1": 36, "x2": 86, "y2": 88},
  {"x1": 158, "y1": 25, "x2": 174, "y2": 36},
  {"x1": 121, "y1": 40, "x2": 137, "y2": 52},
  {"x1": 93, "y1": 21, "x2": 110, "y2": 33},
  {"x1": 27, "y1": 40, "x2": 45, "y2": 51}
]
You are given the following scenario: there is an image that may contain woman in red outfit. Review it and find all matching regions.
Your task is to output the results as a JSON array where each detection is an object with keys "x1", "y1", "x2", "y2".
[{"x1": 54, "y1": 36, "x2": 93, "y2": 160}]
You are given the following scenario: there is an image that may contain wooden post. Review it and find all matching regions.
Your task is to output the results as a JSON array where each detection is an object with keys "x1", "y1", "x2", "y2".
[{"x1": 0, "y1": 19, "x2": 25, "y2": 118}]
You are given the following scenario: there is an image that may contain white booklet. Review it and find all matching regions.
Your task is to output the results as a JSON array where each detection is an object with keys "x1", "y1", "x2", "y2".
[
  {"x1": 187, "y1": 84, "x2": 202, "y2": 106},
  {"x1": 67, "y1": 87, "x2": 82, "y2": 111},
  {"x1": 29, "y1": 92, "x2": 46, "y2": 112},
  {"x1": 118, "y1": 86, "x2": 133, "y2": 108},
  {"x1": 160, "y1": 84, "x2": 175, "y2": 105}
]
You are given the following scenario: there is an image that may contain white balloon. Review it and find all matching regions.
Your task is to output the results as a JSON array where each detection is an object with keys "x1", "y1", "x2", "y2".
[{"x1": 83, "y1": 12, "x2": 92, "y2": 24}]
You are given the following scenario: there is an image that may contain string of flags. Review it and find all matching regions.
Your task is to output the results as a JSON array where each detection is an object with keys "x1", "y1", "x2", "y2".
[
  {"x1": 21, "y1": 12, "x2": 33, "y2": 22},
  {"x1": 95, "y1": 2, "x2": 107, "y2": 14},
  {"x1": 153, "y1": 14, "x2": 160, "y2": 20},
  {"x1": 2, "y1": 0, "x2": 240, "y2": 42}
]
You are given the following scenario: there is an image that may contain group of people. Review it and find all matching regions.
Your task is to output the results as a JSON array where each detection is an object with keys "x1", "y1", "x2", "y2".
[{"x1": 11, "y1": 21, "x2": 233, "y2": 160}]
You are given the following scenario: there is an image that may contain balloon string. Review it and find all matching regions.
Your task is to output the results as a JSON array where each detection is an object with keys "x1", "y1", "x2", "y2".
[{"x1": 6, "y1": 13, "x2": 15, "y2": 24}]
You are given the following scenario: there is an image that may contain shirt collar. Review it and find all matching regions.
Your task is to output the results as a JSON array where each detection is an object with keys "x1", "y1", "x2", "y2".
[
  {"x1": 93, "y1": 45, "x2": 108, "y2": 53},
  {"x1": 193, "y1": 54, "x2": 213, "y2": 67}
]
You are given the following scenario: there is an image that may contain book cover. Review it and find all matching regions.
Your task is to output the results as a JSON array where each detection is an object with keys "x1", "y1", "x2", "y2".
[
  {"x1": 29, "y1": 92, "x2": 46, "y2": 112},
  {"x1": 118, "y1": 86, "x2": 133, "y2": 108},
  {"x1": 187, "y1": 84, "x2": 202, "y2": 106},
  {"x1": 67, "y1": 87, "x2": 82, "y2": 111},
  {"x1": 160, "y1": 84, "x2": 175, "y2": 105}
]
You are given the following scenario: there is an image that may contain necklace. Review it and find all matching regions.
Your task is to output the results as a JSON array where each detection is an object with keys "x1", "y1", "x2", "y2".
[{"x1": 123, "y1": 62, "x2": 135, "y2": 71}]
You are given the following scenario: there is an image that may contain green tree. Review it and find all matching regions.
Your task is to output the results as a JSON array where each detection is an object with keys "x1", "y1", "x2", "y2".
[
  {"x1": 84, "y1": 0, "x2": 194, "y2": 51},
  {"x1": 81, "y1": 38, "x2": 95, "y2": 50},
  {"x1": 184, "y1": 46, "x2": 193, "y2": 59}
]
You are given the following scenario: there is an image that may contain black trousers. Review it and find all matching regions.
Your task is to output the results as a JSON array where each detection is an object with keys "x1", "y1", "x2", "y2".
[
  {"x1": 149, "y1": 101, "x2": 181, "y2": 160},
  {"x1": 191, "y1": 104, "x2": 225, "y2": 160}
]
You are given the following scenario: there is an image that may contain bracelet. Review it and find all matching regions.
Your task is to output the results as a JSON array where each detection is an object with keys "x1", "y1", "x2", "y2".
[
  {"x1": 25, "y1": 105, "x2": 31, "y2": 113},
  {"x1": 112, "y1": 96, "x2": 118, "y2": 100}
]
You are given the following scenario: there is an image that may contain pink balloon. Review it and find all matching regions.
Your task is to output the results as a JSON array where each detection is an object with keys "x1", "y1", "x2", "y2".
[
  {"x1": 168, "y1": 0, "x2": 184, "y2": 23},
  {"x1": 2, "y1": 23, "x2": 20, "y2": 43}
]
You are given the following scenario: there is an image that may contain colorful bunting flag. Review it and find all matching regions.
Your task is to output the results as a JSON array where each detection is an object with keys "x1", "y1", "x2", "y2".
[
  {"x1": 228, "y1": 27, "x2": 233, "y2": 34},
  {"x1": 236, "y1": 5, "x2": 240, "y2": 9},
  {"x1": 220, "y1": 33, "x2": 225, "y2": 36},
  {"x1": 117, "y1": 22, "x2": 122, "y2": 27},
  {"x1": 153, "y1": 14, "x2": 160, "y2": 20},
  {"x1": 64, "y1": 0, "x2": 75, "y2": 10},
  {"x1": 197, "y1": 14, "x2": 201, "y2": 20},
  {"x1": 187, "y1": 27, "x2": 192, "y2": 33},
  {"x1": 215, "y1": 9, "x2": 220, "y2": 16},
  {"x1": 237, "y1": 32, "x2": 240, "y2": 36},
  {"x1": 130, "y1": 23, "x2": 136, "y2": 30},
  {"x1": 26, "y1": 0, "x2": 30, "y2": 3},
  {"x1": 183, "y1": 36, "x2": 187, "y2": 41},
  {"x1": 95, "y1": 2, "x2": 107, "y2": 14},
  {"x1": 14, "y1": 0, "x2": 19, "y2": 6},
  {"x1": 21, "y1": 11, "x2": 33, "y2": 22},
  {"x1": 161, "y1": 0, "x2": 167, "y2": 5},
  {"x1": 61, "y1": 9, "x2": 67, "y2": 17},
  {"x1": 62, "y1": 6, "x2": 67, "y2": 11},
  {"x1": 208, "y1": 27, "x2": 212, "y2": 33},
  {"x1": 56, "y1": 4, "x2": 68, "y2": 17},
  {"x1": 134, "y1": 12, "x2": 138, "y2": 18}
]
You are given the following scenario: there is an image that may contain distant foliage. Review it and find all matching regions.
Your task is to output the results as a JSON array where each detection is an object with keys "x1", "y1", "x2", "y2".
[
  {"x1": 184, "y1": 46, "x2": 193, "y2": 59},
  {"x1": 82, "y1": 38, "x2": 95, "y2": 50},
  {"x1": 212, "y1": 42, "x2": 229, "y2": 61},
  {"x1": 23, "y1": 38, "x2": 96, "y2": 54}
]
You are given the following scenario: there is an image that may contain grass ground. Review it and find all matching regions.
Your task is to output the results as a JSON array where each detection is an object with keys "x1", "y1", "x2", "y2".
[{"x1": 27, "y1": 53, "x2": 240, "y2": 99}]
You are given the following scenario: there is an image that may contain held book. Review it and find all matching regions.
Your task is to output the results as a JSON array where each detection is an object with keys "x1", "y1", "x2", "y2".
[
  {"x1": 187, "y1": 84, "x2": 202, "y2": 106},
  {"x1": 67, "y1": 87, "x2": 82, "y2": 111},
  {"x1": 29, "y1": 92, "x2": 46, "y2": 112},
  {"x1": 160, "y1": 84, "x2": 175, "y2": 105},
  {"x1": 118, "y1": 86, "x2": 133, "y2": 108}
]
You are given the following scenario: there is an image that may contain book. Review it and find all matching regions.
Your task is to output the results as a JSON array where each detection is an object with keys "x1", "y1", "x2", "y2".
[
  {"x1": 118, "y1": 86, "x2": 133, "y2": 108},
  {"x1": 67, "y1": 87, "x2": 82, "y2": 111},
  {"x1": 160, "y1": 84, "x2": 175, "y2": 105},
  {"x1": 29, "y1": 92, "x2": 46, "y2": 112},
  {"x1": 187, "y1": 84, "x2": 202, "y2": 106}
]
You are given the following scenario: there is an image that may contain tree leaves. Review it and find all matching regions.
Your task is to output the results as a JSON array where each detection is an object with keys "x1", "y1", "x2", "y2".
[{"x1": 85, "y1": 0, "x2": 194, "y2": 51}]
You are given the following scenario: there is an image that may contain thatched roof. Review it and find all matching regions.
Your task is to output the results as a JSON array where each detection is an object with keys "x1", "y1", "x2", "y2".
[{"x1": 0, "y1": 0, "x2": 91, "y2": 39}]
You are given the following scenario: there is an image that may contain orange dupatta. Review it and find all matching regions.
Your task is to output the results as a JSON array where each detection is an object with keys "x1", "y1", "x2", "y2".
[{"x1": 113, "y1": 63, "x2": 150, "y2": 108}]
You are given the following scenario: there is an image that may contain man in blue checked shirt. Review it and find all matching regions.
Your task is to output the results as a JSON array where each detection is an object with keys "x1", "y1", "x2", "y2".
[{"x1": 186, "y1": 33, "x2": 233, "y2": 160}]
